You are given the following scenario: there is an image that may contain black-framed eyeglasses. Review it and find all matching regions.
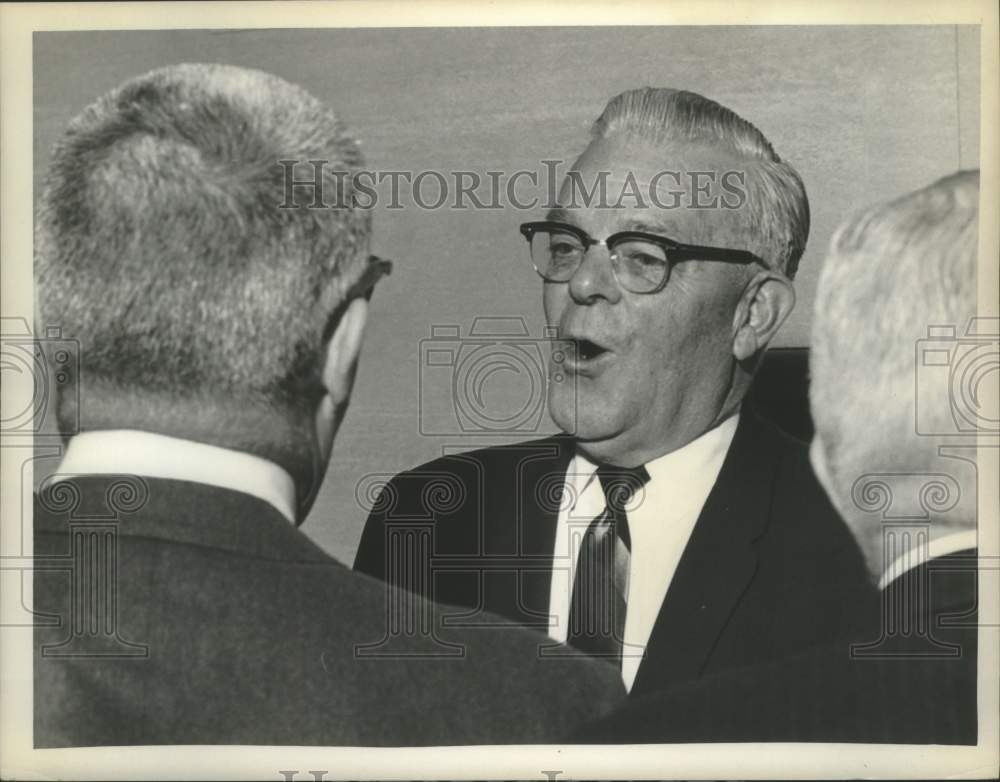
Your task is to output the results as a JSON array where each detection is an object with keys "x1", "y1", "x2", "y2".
[{"x1": 519, "y1": 221, "x2": 766, "y2": 294}]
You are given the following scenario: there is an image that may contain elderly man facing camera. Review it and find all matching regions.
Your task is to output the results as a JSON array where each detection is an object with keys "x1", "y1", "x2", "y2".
[
  {"x1": 356, "y1": 88, "x2": 873, "y2": 699},
  {"x1": 579, "y1": 170, "x2": 982, "y2": 743},
  {"x1": 32, "y1": 63, "x2": 625, "y2": 747}
]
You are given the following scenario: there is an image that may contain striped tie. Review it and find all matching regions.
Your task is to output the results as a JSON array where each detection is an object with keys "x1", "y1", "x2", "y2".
[{"x1": 566, "y1": 464, "x2": 649, "y2": 667}]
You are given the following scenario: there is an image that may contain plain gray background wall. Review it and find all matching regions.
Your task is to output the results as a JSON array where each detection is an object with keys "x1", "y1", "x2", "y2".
[{"x1": 33, "y1": 26, "x2": 980, "y2": 564}]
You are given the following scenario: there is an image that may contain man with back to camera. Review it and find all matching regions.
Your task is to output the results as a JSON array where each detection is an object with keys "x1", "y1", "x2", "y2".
[
  {"x1": 32, "y1": 62, "x2": 624, "y2": 747},
  {"x1": 577, "y1": 170, "x2": 982, "y2": 743},
  {"x1": 355, "y1": 87, "x2": 875, "y2": 700}
]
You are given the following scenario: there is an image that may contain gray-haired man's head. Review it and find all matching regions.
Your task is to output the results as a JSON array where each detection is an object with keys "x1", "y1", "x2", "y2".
[
  {"x1": 810, "y1": 170, "x2": 980, "y2": 578},
  {"x1": 544, "y1": 87, "x2": 808, "y2": 466},
  {"x1": 36, "y1": 63, "x2": 381, "y2": 517}
]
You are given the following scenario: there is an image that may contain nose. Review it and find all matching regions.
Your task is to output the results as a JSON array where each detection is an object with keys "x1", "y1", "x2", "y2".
[{"x1": 567, "y1": 243, "x2": 622, "y2": 305}]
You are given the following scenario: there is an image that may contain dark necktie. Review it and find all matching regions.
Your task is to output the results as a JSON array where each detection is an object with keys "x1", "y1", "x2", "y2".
[{"x1": 566, "y1": 464, "x2": 650, "y2": 666}]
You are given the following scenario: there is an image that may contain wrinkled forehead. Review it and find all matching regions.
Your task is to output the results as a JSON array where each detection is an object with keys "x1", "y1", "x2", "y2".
[{"x1": 551, "y1": 135, "x2": 752, "y2": 243}]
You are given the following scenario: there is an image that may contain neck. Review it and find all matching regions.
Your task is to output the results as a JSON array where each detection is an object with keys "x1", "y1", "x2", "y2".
[
  {"x1": 578, "y1": 405, "x2": 741, "y2": 467},
  {"x1": 578, "y1": 368, "x2": 748, "y2": 467}
]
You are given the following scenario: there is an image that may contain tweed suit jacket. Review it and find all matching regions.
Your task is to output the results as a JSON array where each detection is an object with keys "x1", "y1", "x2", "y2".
[{"x1": 34, "y1": 475, "x2": 624, "y2": 747}]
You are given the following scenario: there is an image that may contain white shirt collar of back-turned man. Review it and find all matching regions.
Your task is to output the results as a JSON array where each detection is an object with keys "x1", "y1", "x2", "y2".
[
  {"x1": 549, "y1": 410, "x2": 741, "y2": 691},
  {"x1": 878, "y1": 528, "x2": 979, "y2": 591},
  {"x1": 51, "y1": 429, "x2": 297, "y2": 524}
]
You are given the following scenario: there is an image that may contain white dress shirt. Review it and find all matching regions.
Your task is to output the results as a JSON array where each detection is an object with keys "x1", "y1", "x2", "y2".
[
  {"x1": 52, "y1": 429, "x2": 297, "y2": 523},
  {"x1": 548, "y1": 413, "x2": 740, "y2": 691}
]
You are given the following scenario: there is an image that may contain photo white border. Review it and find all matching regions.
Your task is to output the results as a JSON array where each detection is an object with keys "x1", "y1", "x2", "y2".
[{"x1": 2, "y1": 2, "x2": 997, "y2": 779}]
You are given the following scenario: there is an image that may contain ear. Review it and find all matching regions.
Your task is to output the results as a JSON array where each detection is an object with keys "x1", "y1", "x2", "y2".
[
  {"x1": 731, "y1": 271, "x2": 796, "y2": 361},
  {"x1": 314, "y1": 297, "x2": 369, "y2": 461},
  {"x1": 323, "y1": 297, "x2": 369, "y2": 404}
]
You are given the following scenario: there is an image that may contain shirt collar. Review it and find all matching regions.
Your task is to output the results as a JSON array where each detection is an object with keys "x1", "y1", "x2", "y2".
[
  {"x1": 569, "y1": 411, "x2": 741, "y2": 496},
  {"x1": 52, "y1": 429, "x2": 297, "y2": 524},
  {"x1": 643, "y1": 412, "x2": 741, "y2": 488},
  {"x1": 878, "y1": 528, "x2": 978, "y2": 590}
]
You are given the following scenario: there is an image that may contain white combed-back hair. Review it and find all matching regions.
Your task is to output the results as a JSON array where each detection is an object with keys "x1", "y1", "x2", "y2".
[{"x1": 591, "y1": 87, "x2": 810, "y2": 278}]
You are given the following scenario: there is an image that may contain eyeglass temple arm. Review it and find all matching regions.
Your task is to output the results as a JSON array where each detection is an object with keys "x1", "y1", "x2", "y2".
[
  {"x1": 348, "y1": 255, "x2": 394, "y2": 302},
  {"x1": 668, "y1": 244, "x2": 765, "y2": 265}
]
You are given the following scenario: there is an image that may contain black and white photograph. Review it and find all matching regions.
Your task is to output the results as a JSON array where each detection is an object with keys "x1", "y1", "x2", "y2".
[{"x1": 1, "y1": 1, "x2": 997, "y2": 779}]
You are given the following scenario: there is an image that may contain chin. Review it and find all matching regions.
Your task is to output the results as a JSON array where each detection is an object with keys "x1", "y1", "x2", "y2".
[
  {"x1": 548, "y1": 398, "x2": 578, "y2": 436},
  {"x1": 547, "y1": 388, "x2": 624, "y2": 442}
]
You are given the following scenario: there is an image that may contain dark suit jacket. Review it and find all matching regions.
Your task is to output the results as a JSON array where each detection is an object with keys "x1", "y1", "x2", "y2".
[
  {"x1": 34, "y1": 476, "x2": 624, "y2": 747},
  {"x1": 355, "y1": 409, "x2": 875, "y2": 698},
  {"x1": 575, "y1": 549, "x2": 979, "y2": 744}
]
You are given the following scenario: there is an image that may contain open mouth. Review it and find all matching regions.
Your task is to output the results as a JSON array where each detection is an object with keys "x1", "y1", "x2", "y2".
[{"x1": 575, "y1": 338, "x2": 610, "y2": 362}]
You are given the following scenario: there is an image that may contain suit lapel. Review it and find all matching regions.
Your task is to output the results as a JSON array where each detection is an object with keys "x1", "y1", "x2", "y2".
[
  {"x1": 630, "y1": 411, "x2": 778, "y2": 696},
  {"x1": 515, "y1": 436, "x2": 574, "y2": 622}
]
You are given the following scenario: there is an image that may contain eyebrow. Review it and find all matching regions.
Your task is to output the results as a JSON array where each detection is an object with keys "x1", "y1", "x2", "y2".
[
  {"x1": 541, "y1": 211, "x2": 680, "y2": 239},
  {"x1": 544, "y1": 207, "x2": 574, "y2": 223},
  {"x1": 617, "y1": 218, "x2": 677, "y2": 236}
]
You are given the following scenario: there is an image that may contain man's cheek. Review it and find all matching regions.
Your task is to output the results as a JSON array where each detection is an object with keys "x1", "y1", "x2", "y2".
[{"x1": 542, "y1": 287, "x2": 566, "y2": 326}]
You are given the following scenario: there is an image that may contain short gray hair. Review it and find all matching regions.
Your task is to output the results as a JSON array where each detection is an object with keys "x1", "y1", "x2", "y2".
[
  {"x1": 810, "y1": 170, "x2": 979, "y2": 528},
  {"x1": 36, "y1": 63, "x2": 371, "y2": 430},
  {"x1": 591, "y1": 87, "x2": 810, "y2": 278}
]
